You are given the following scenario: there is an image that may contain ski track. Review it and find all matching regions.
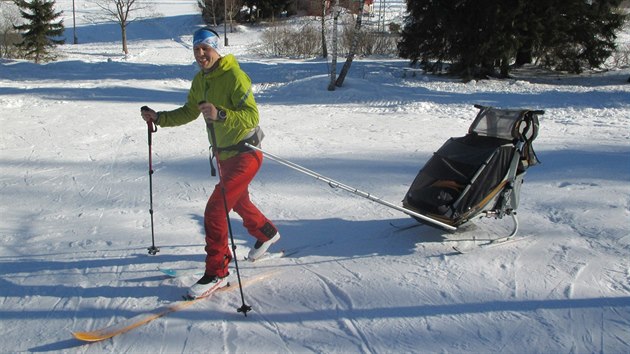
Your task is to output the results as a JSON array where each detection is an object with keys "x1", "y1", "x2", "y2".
[
  {"x1": 253, "y1": 307, "x2": 293, "y2": 353},
  {"x1": 307, "y1": 265, "x2": 375, "y2": 354}
]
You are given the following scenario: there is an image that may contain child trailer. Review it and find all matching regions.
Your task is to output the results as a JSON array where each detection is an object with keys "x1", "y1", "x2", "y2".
[{"x1": 403, "y1": 104, "x2": 543, "y2": 237}]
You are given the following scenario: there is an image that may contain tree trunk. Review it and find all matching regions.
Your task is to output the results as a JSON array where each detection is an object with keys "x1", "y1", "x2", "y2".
[
  {"x1": 335, "y1": 0, "x2": 366, "y2": 87},
  {"x1": 500, "y1": 57, "x2": 510, "y2": 78},
  {"x1": 121, "y1": 24, "x2": 128, "y2": 55},
  {"x1": 321, "y1": 0, "x2": 327, "y2": 58},
  {"x1": 515, "y1": 41, "x2": 533, "y2": 66},
  {"x1": 327, "y1": 0, "x2": 340, "y2": 91}
]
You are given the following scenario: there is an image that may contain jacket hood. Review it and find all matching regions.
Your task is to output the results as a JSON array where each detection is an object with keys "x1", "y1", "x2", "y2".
[{"x1": 203, "y1": 54, "x2": 239, "y2": 79}]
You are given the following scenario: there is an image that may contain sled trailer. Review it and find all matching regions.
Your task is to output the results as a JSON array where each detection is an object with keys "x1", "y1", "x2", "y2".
[{"x1": 403, "y1": 105, "x2": 543, "y2": 236}]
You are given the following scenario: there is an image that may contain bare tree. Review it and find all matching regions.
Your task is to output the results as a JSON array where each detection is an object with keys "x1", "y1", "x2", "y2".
[
  {"x1": 320, "y1": 0, "x2": 327, "y2": 58},
  {"x1": 91, "y1": 0, "x2": 151, "y2": 55},
  {"x1": 198, "y1": 0, "x2": 219, "y2": 26},
  {"x1": 226, "y1": 0, "x2": 243, "y2": 33},
  {"x1": 327, "y1": 0, "x2": 340, "y2": 91},
  {"x1": 0, "y1": 1, "x2": 20, "y2": 58},
  {"x1": 335, "y1": 0, "x2": 365, "y2": 87}
]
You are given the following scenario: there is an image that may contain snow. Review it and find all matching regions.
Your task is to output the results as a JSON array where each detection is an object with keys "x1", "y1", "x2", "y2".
[{"x1": 1, "y1": 1, "x2": 630, "y2": 353}]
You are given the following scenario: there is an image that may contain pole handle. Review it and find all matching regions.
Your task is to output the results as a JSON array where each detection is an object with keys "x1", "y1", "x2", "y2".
[
  {"x1": 141, "y1": 106, "x2": 158, "y2": 133},
  {"x1": 147, "y1": 120, "x2": 158, "y2": 133}
]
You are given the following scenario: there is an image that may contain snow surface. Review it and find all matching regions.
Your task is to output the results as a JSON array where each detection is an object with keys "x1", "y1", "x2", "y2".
[{"x1": 1, "y1": 1, "x2": 630, "y2": 353}]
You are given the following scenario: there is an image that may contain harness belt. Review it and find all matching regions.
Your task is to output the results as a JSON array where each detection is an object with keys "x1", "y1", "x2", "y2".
[{"x1": 216, "y1": 126, "x2": 263, "y2": 153}]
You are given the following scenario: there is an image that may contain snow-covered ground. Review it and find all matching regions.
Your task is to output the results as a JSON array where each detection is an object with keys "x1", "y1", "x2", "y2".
[{"x1": 1, "y1": 1, "x2": 629, "y2": 353}]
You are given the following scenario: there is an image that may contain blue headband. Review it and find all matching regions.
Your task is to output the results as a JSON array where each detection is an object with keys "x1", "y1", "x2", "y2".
[{"x1": 193, "y1": 29, "x2": 220, "y2": 49}]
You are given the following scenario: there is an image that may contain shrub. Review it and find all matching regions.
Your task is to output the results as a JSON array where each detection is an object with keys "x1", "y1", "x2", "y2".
[
  {"x1": 257, "y1": 20, "x2": 400, "y2": 58},
  {"x1": 257, "y1": 23, "x2": 321, "y2": 58}
]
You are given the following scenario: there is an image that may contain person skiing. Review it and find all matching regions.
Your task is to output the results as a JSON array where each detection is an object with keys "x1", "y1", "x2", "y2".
[{"x1": 140, "y1": 27, "x2": 280, "y2": 299}]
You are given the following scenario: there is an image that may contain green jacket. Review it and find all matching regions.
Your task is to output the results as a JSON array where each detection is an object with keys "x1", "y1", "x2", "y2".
[{"x1": 157, "y1": 54, "x2": 258, "y2": 160}]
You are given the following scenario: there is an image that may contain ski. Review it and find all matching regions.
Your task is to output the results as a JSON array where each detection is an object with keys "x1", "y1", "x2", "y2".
[
  {"x1": 182, "y1": 279, "x2": 229, "y2": 301},
  {"x1": 161, "y1": 241, "x2": 333, "y2": 277},
  {"x1": 389, "y1": 220, "x2": 423, "y2": 232},
  {"x1": 243, "y1": 240, "x2": 334, "y2": 263},
  {"x1": 158, "y1": 267, "x2": 204, "y2": 278},
  {"x1": 159, "y1": 249, "x2": 290, "y2": 277},
  {"x1": 244, "y1": 250, "x2": 286, "y2": 263},
  {"x1": 452, "y1": 236, "x2": 528, "y2": 254},
  {"x1": 72, "y1": 270, "x2": 280, "y2": 342},
  {"x1": 158, "y1": 252, "x2": 288, "y2": 279}
]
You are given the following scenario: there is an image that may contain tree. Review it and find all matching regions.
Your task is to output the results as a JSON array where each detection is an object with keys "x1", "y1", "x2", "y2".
[
  {"x1": 243, "y1": 0, "x2": 293, "y2": 19},
  {"x1": 91, "y1": 0, "x2": 151, "y2": 55},
  {"x1": 198, "y1": 0, "x2": 221, "y2": 26},
  {"x1": 398, "y1": 0, "x2": 627, "y2": 78},
  {"x1": 13, "y1": 0, "x2": 64, "y2": 63},
  {"x1": 320, "y1": 0, "x2": 327, "y2": 58},
  {"x1": 539, "y1": 0, "x2": 626, "y2": 73},
  {"x1": 327, "y1": 0, "x2": 340, "y2": 91},
  {"x1": 335, "y1": 0, "x2": 366, "y2": 87},
  {"x1": 225, "y1": 0, "x2": 243, "y2": 33},
  {"x1": 398, "y1": 0, "x2": 459, "y2": 73},
  {"x1": 1, "y1": 1, "x2": 21, "y2": 58}
]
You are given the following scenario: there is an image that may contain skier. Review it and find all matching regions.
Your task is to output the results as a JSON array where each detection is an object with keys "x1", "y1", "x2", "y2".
[{"x1": 140, "y1": 28, "x2": 280, "y2": 299}]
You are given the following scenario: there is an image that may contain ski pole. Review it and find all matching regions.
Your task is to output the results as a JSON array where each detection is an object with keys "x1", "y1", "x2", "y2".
[
  {"x1": 244, "y1": 143, "x2": 458, "y2": 231},
  {"x1": 142, "y1": 106, "x2": 160, "y2": 255},
  {"x1": 203, "y1": 103, "x2": 251, "y2": 316}
]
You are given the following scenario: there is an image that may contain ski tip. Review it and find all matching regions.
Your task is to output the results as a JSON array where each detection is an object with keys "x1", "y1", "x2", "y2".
[
  {"x1": 72, "y1": 331, "x2": 109, "y2": 342},
  {"x1": 158, "y1": 268, "x2": 177, "y2": 277}
]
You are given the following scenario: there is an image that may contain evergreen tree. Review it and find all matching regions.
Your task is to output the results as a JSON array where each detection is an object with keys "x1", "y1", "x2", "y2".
[
  {"x1": 398, "y1": 0, "x2": 460, "y2": 72},
  {"x1": 455, "y1": 0, "x2": 523, "y2": 78},
  {"x1": 13, "y1": 0, "x2": 64, "y2": 63},
  {"x1": 399, "y1": 0, "x2": 626, "y2": 78},
  {"x1": 539, "y1": 0, "x2": 625, "y2": 73}
]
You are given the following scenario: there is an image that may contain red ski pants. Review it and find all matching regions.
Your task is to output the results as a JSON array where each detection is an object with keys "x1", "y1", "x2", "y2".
[{"x1": 203, "y1": 150, "x2": 277, "y2": 278}]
